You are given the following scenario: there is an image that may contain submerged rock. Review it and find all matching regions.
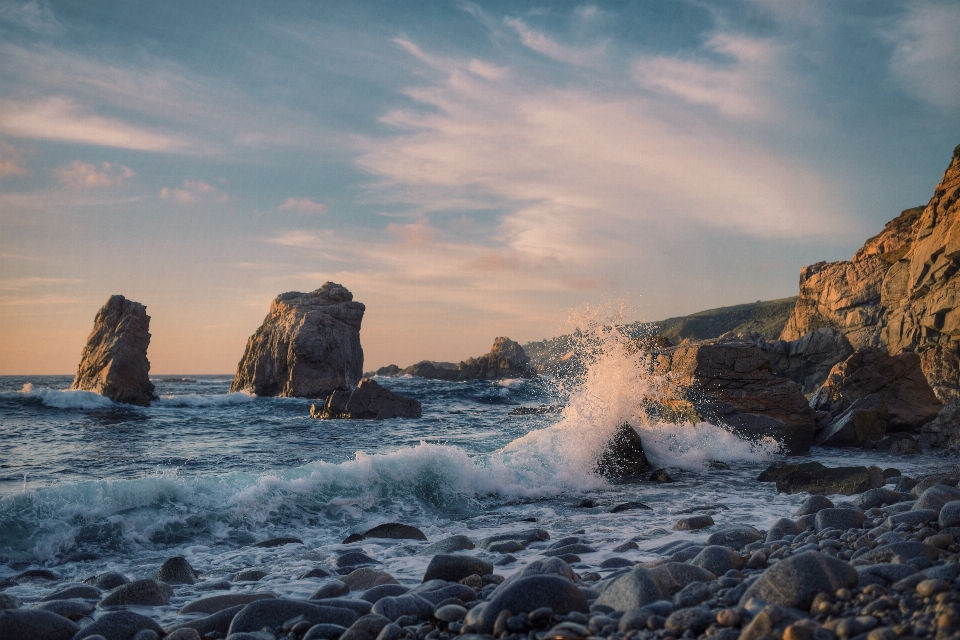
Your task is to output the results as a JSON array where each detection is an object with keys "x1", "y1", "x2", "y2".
[
  {"x1": 231, "y1": 282, "x2": 365, "y2": 398},
  {"x1": 311, "y1": 378, "x2": 421, "y2": 420},
  {"x1": 71, "y1": 295, "x2": 155, "y2": 406}
]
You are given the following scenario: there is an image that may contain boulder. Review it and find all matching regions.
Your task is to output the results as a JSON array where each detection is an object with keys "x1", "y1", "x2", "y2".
[
  {"x1": 71, "y1": 295, "x2": 155, "y2": 406},
  {"x1": 421, "y1": 555, "x2": 492, "y2": 583},
  {"x1": 362, "y1": 523, "x2": 426, "y2": 541},
  {"x1": 0, "y1": 609, "x2": 79, "y2": 640},
  {"x1": 772, "y1": 463, "x2": 878, "y2": 495},
  {"x1": 231, "y1": 282, "x2": 365, "y2": 398},
  {"x1": 156, "y1": 556, "x2": 198, "y2": 585},
  {"x1": 647, "y1": 340, "x2": 817, "y2": 453},
  {"x1": 595, "y1": 568, "x2": 665, "y2": 611},
  {"x1": 795, "y1": 495, "x2": 834, "y2": 515},
  {"x1": 179, "y1": 593, "x2": 276, "y2": 615},
  {"x1": 814, "y1": 393, "x2": 888, "y2": 447},
  {"x1": 921, "y1": 399, "x2": 960, "y2": 449},
  {"x1": 228, "y1": 600, "x2": 359, "y2": 634},
  {"x1": 399, "y1": 361, "x2": 459, "y2": 380},
  {"x1": 418, "y1": 535, "x2": 474, "y2": 555},
  {"x1": 740, "y1": 551, "x2": 857, "y2": 610},
  {"x1": 705, "y1": 525, "x2": 762, "y2": 550},
  {"x1": 913, "y1": 484, "x2": 960, "y2": 511},
  {"x1": 475, "y1": 576, "x2": 588, "y2": 633},
  {"x1": 814, "y1": 508, "x2": 866, "y2": 532},
  {"x1": 98, "y1": 579, "x2": 172, "y2": 607},
  {"x1": 30, "y1": 599, "x2": 95, "y2": 621},
  {"x1": 810, "y1": 348, "x2": 942, "y2": 431},
  {"x1": 311, "y1": 378, "x2": 421, "y2": 420},
  {"x1": 403, "y1": 337, "x2": 534, "y2": 381},
  {"x1": 595, "y1": 423, "x2": 651, "y2": 478},
  {"x1": 72, "y1": 610, "x2": 163, "y2": 639}
]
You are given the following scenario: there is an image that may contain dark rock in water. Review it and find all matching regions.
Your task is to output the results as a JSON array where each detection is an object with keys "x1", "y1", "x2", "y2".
[
  {"x1": 300, "y1": 567, "x2": 334, "y2": 579},
  {"x1": 30, "y1": 599, "x2": 95, "y2": 621},
  {"x1": 613, "y1": 541, "x2": 639, "y2": 552},
  {"x1": 477, "y1": 529, "x2": 549, "y2": 550},
  {"x1": 228, "y1": 599, "x2": 359, "y2": 634},
  {"x1": 913, "y1": 484, "x2": 960, "y2": 511},
  {"x1": 939, "y1": 501, "x2": 960, "y2": 527},
  {"x1": 85, "y1": 572, "x2": 128, "y2": 591},
  {"x1": 418, "y1": 535, "x2": 474, "y2": 555},
  {"x1": 814, "y1": 508, "x2": 866, "y2": 532},
  {"x1": 362, "y1": 523, "x2": 426, "y2": 541},
  {"x1": 60, "y1": 552, "x2": 99, "y2": 564},
  {"x1": 487, "y1": 540, "x2": 525, "y2": 554},
  {"x1": 340, "y1": 568, "x2": 399, "y2": 591},
  {"x1": 595, "y1": 568, "x2": 665, "y2": 611},
  {"x1": 508, "y1": 404, "x2": 563, "y2": 415},
  {"x1": 156, "y1": 556, "x2": 198, "y2": 584},
  {"x1": 303, "y1": 623, "x2": 349, "y2": 640},
  {"x1": 375, "y1": 364, "x2": 402, "y2": 377},
  {"x1": 815, "y1": 393, "x2": 888, "y2": 447},
  {"x1": 921, "y1": 399, "x2": 960, "y2": 449},
  {"x1": 15, "y1": 568, "x2": 59, "y2": 582},
  {"x1": 773, "y1": 463, "x2": 878, "y2": 495},
  {"x1": 179, "y1": 593, "x2": 277, "y2": 615},
  {"x1": 359, "y1": 584, "x2": 410, "y2": 604},
  {"x1": 341, "y1": 613, "x2": 392, "y2": 640},
  {"x1": 853, "y1": 487, "x2": 905, "y2": 510},
  {"x1": 98, "y1": 579, "x2": 172, "y2": 607},
  {"x1": 343, "y1": 533, "x2": 366, "y2": 544},
  {"x1": 0, "y1": 609, "x2": 79, "y2": 640},
  {"x1": 71, "y1": 295, "x2": 156, "y2": 406},
  {"x1": 610, "y1": 501, "x2": 652, "y2": 513},
  {"x1": 371, "y1": 595, "x2": 433, "y2": 621},
  {"x1": 688, "y1": 546, "x2": 744, "y2": 575},
  {"x1": 73, "y1": 610, "x2": 163, "y2": 639},
  {"x1": 595, "y1": 423, "x2": 650, "y2": 478},
  {"x1": 0, "y1": 594, "x2": 22, "y2": 610},
  {"x1": 338, "y1": 552, "x2": 379, "y2": 569},
  {"x1": 403, "y1": 337, "x2": 534, "y2": 381},
  {"x1": 706, "y1": 525, "x2": 762, "y2": 550},
  {"x1": 232, "y1": 569, "x2": 268, "y2": 582},
  {"x1": 575, "y1": 499, "x2": 596, "y2": 508},
  {"x1": 400, "y1": 360, "x2": 459, "y2": 380},
  {"x1": 740, "y1": 551, "x2": 857, "y2": 610},
  {"x1": 765, "y1": 517, "x2": 797, "y2": 542},
  {"x1": 476, "y1": 576, "x2": 588, "y2": 634},
  {"x1": 165, "y1": 604, "x2": 248, "y2": 637},
  {"x1": 254, "y1": 536, "x2": 303, "y2": 548},
  {"x1": 886, "y1": 434, "x2": 922, "y2": 454},
  {"x1": 650, "y1": 468, "x2": 673, "y2": 483},
  {"x1": 40, "y1": 585, "x2": 101, "y2": 601},
  {"x1": 312, "y1": 378, "x2": 421, "y2": 420},
  {"x1": 231, "y1": 282, "x2": 365, "y2": 398},
  {"x1": 310, "y1": 581, "x2": 350, "y2": 600},
  {"x1": 757, "y1": 461, "x2": 797, "y2": 482},
  {"x1": 648, "y1": 563, "x2": 716, "y2": 595},
  {"x1": 542, "y1": 543, "x2": 596, "y2": 557},
  {"x1": 598, "y1": 557, "x2": 635, "y2": 570},
  {"x1": 674, "y1": 515, "x2": 714, "y2": 531},
  {"x1": 422, "y1": 555, "x2": 492, "y2": 583},
  {"x1": 795, "y1": 495, "x2": 834, "y2": 515}
]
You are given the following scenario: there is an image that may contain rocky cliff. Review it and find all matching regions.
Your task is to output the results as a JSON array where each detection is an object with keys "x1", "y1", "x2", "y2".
[
  {"x1": 71, "y1": 295, "x2": 155, "y2": 406},
  {"x1": 230, "y1": 282, "x2": 364, "y2": 398},
  {"x1": 781, "y1": 144, "x2": 960, "y2": 400},
  {"x1": 380, "y1": 337, "x2": 534, "y2": 381}
]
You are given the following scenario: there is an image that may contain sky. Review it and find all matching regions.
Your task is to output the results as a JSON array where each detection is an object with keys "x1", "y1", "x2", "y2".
[{"x1": 1, "y1": 0, "x2": 959, "y2": 375}]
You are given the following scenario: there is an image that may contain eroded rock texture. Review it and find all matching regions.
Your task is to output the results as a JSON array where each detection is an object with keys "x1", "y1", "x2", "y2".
[
  {"x1": 71, "y1": 295, "x2": 155, "y2": 406},
  {"x1": 399, "y1": 337, "x2": 534, "y2": 381},
  {"x1": 311, "y1": 378, "x2": 421, "y2": 419},
  {"x1": 231, "y1": 283, "x2": 364, "y2": 398}
]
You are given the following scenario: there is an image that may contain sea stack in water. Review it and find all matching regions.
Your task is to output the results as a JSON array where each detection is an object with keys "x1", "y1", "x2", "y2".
[
  {"x1": 71, "y1": 295, "x2": 155, "y2": 406},
  {"x1": 311, "y1": 378, "x2": 421, "y2": 419},
  {"x1": 398, "y1": 337, "x2": 534, "y2": 381},
  {"x1": 231, "y1": 282, "x2": 365, "y2": 398}
]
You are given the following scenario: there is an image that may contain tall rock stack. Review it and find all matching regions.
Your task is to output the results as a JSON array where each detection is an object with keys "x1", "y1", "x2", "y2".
[
  {"x1": 781, "y1": 144, "x2": 960, "y2": 400},
  {"x1": 231, "y1": 282, "x2": 365, "y2": 398},
  {"x1": 71, "y1": 295, "x2": 156, "y2": 406}
]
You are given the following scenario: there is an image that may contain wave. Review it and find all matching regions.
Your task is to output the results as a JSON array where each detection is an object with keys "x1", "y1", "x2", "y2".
[
  {"x1": 3, "y1": 384, "x2": 115, "y2": 410},
  {"x1": 154, "y1": 392, "x2": 255, "y2": 407}
]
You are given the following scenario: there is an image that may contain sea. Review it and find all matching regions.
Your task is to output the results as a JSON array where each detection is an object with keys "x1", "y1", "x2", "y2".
[{"x1": 0, "y1": 329, "x2": 950, "y2": 626}]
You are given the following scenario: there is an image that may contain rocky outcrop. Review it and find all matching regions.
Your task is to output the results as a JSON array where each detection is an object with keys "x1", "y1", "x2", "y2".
[
  {"x1": 813, "y1": 394, "x2": 887, "y2": 447},
  {"x1": 595, "y1": 423, "x2": 651, "y2": 478},
  {"x1": 756, "y1": 328, "x2": 854, "y2": 393},
  {"x1": 781, "y1": 145, "x2": 960, "y2": 399},
  {"x1": 921, "y1": 399, "x2": 960, "y2": 450},
  {"x1": 646, "y1": 340, "x2": 817, "y2": 454},
  {"x1": 230, "y1": 283, "x2": 364, "y2": 398},
  {"x1": 311, "y1": 378, "x2": 421, "y2": 419},
  {"x1": 809, "y1": 347, "x2": 941, "y2": 431},
  {"x1": 71, "y1": 295, "x2": 155, "y2": 406},
  {"x1": 401, "y1": 361, "x2": 459, "y2": 380},
  {"x1": 398, "y1": 338, "x2": 534, "y2": 381}
]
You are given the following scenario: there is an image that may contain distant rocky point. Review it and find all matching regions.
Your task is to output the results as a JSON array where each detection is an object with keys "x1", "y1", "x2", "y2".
[
  {"x1": 369, "y1": 337, "x2": 534, "y2": 381},
  {"x1": 71, "y1": 295, "x2": 155, "y2": 407},
  {"x1": 231, "y1": 282, "x2": 364, "y2": 398},
  {"x1": 310, "y1": 378, "x2": 421, "y2": 420}
]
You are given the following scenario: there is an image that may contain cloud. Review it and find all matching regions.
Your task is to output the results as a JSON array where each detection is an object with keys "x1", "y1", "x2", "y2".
[
  {"x1": 0, "y1": 98, "x2": 183, "y2": 151},
  {"x1": 0, "y1": 141, "x2": 28, "y2": 177},
  {"x1": 886, "y1": 1, "x2": 960, "y2": 109},
  {"x1": 160, "y1": 179, "x2": 229, "y2": 204},
  {"x1": 0, "y1": 1, "x2": 60, "y2": 35},
  {"x1": 504, "y1": 16, "x2": 605, "y2": 66},
  {"x1": 55, "y1": 160, "x2": 135, "y2": 189},
  {"x1": 278, "y1": 197, "x2": 326, "y2": 214}
]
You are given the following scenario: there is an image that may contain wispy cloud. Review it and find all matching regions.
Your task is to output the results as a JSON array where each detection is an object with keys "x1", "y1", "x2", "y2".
[
  {"x1": 886, "y1": 1, "x2": 960, "y2": 109},
  {"x1": 55, "y1": 160, "x2": 135, "y2": 189},
  {"x1": 160, "y1": 179, "x2": 229, "y2": 204},
  {"x1": 504, "y1": 16, "x2": 606, "y2": 67},
  {"x1": 0, "y1": 140, "x2": 29, "y2": 177},
  {"x1": 278, "y1": 197, "x2": 326, "y2": 214},
  {"x1": 0, "y1": 0, "x2": 60, "y2": 35}
]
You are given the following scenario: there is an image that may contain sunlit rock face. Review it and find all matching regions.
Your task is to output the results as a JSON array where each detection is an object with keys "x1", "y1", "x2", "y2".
[
  {"x1": 230, "y1": 282, "x2": 365, "y2": 398},
  {"x1": 71, "y1": 295, "x2": 155, "y2": 406},
  {"x1": 782, "y1": 144, "x2": 960, "y2": 400}
]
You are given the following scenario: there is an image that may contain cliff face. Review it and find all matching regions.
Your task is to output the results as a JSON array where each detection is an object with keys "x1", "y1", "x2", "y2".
[
  {"x1": 781, "y1": 144, "x2": 960, "y2": 400},
  {"x1": 396, "y1": 337, "x2": 533, "y2": 381},
  {"x1": 71, "y1": 295, "x2": 155, "y2": 406},
  {"x1": 230, "y1": 282, "x2": 365, "y2": 398}
]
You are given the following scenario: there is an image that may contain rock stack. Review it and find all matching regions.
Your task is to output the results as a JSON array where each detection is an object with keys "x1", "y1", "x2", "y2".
[{"x1": 71, "y1": 295, "x2": 155, "y2": 406}]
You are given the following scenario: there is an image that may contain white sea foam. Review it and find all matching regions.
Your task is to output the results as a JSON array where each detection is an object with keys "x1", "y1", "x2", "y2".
[
  {"x1": 154, "y1": 391, "x2": 255, "y2": 407},
  {"x1": 496, "y1": 378, "x2": 524, "y2": 388},
  {"x1": 9, "y1": 384, "x2": 114, "y2": 410}
]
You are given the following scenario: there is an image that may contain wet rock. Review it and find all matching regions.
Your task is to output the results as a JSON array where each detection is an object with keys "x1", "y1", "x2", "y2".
[
  {"x1": 343, "y1": 533, "x2": 366, "y2": 544},
  {"x1": 674, "y1": 515, "x2": 714, "y2": 531},
  {"x1": 487, "y1": 540, "x2": 525, "y2": 554},
  {"x1": 598, "y1": 557, "x2": 635, "y2": 570},
  {"x1": 30, "y1": 599, "x2": 95, "y2": 621},
  {"x1": 371, "y1": 595, "x2": 433, "y2": 621},
  {"x1": 688, "y1": 546, "x2": 744, "y2": 575},
  {"x1": 231, "y1": 283, "x2": 365, "y2": 398},
  {"x1": 73, "y1": 610, "x2": 163, "y2": 640},
  {"x1": 0, "y1": 594, "x2": 22, "y2": 610},
  {"x1": 340, "y1": 613, "x2": 392, "y2": 640},
  {"x1": 672, "y1": 582, "x2": 711, "y2": 609},
  {"x1": 165, "y1": 604, "x2": 248, "y2": 638},
  {"x1": 664, "y1": 605, "x2": 712, "y2": 635},
  {"x1": 774, "y1": 463, "x2": 876, "y2": 495},
  {"x1": 302, "y1": 623, "x2": 349, "y2": 640},
  {"x1": 854, "y1": 488, "x2": 905, "y2": 510},
  {"x1": 815, "y1": 393, "x2": 888, "y2": 447},
  {"x1": 98, "y1": 579, "x2": 172, "y2": 607},
  {"x1": 254, "y1": 536, "x2": 303, "y2": 548},
  {"x1": 939, "y1": 500, "x2": 960, "y2": 527},
  {"x1": 228, "y1": 599, "x2": 359, "y2": 634},
  {"x1": 14, "y1": 569, "x2": 59, "y2": 582},
  {"x1": 422, "y1": 555, "x2": 492, "y2": 583},
  {"x1": 610, "y1": 501, "x2": 651, "y2": 513},
  {"x1": 595, "y1": 568, "x2": 665, "y2": 611},
  {"x1": 476, "y1": 576, "x2": 588, "y2": 634},
  {"x1": 595, "y1": 423, "x2": 651, "y2": 479},
  {"x1": 796, "y1": 495, "x2": 834, "y2": 516},
  {"x1": 340, "y1": 568, "x2": 398, "y2": 591},
  {"x1": 886, "y1": 509, "x2": 938, "y2": 527},
  {"x1": 232, "y1": 569, "x2": 268, "y2": 582},
  {"x1": 337, "y1": 552, "x2": 379, "y2": 569},
  {"x1": 310, "y1": 581, "x2": 350, "y2": 600},
  {"x1": 814, "y1": 507, "x2": 866, "y2": 532},
  {"x1": 738, "y1": 604, "x2": 803, "y2": 640},
  {"x1": 314, "y1": 378, "x2": 421, "y2": 420},
  {"x1": 409, "y1": 584, "x2": 477, "y2": 606},
  {"x1": 852, "y1": 541, "x2": 939, "y2": 564},
  {"x1": 358, "y1": 585, "x2": 409, "y2": 604},
  {"x1": 765, "y1": 517, "x2": 797, "y2": 542},
  {"x1": 41, "y1": 585, "x2": 101, "y2": 601},
  {"x1": 857, "y1": 563, "x2": 918, "y2": 587},
  {"x1": 71, "y1": 295, "x2": 155, "y2": 406},
  {"x1": 910, "y1": 473, "x2": 959, "y2": 497},
  {"x1": 434, "y1": 604, "x2": 467, "y2": 623},
  {"x1": 650, "y1": 469, "x2": 673, "y2": 483},
  {"x1": 301, "y1": 567, "x2": 334, "y2": 579},
  {"x1": 707, "y1": 525, "x2": 762, "y2": 549},
  {"x1": 308, "y1": 598, "x2": 373, "y2": 617},
  {"x1": 0, "y1": 609, "x2": 79, "y2": 640},
  {"x1": 542, "y1": 543, "x2": 597, "y2": 557},
  {"x1": 156, "y1": 556, "x2": 198, "y2": 584},
  {"x1": 88, "y1": 573, "x2": 128, "y2": 590},
  {"x1": 60, "y1": 552, "x2": 99, "y2": 564},
  {"x1": 740, "y1": 551, "x2": 857, "y2": 610},
  {"x1": 362, "y1": 523, "x2": 426, "y2": 541},
  {"x1": 179, "y1": 593, "x2": 276, "y2": 615},
  {"x1": 418, "y1": 535, "x2": 474, "y2": 555},
  {"x1": 477, "y1": 529, "x2": 549, "y2": 550},
  {"x1": 913, "y1": 484, "x2": 960, "y2": 511},
  {"x1": 612, "y1": 541, "x2": 639, "y2": 552},
  {"x1": 648, "y1": 563, "x2": 716, "y2": 596}
]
